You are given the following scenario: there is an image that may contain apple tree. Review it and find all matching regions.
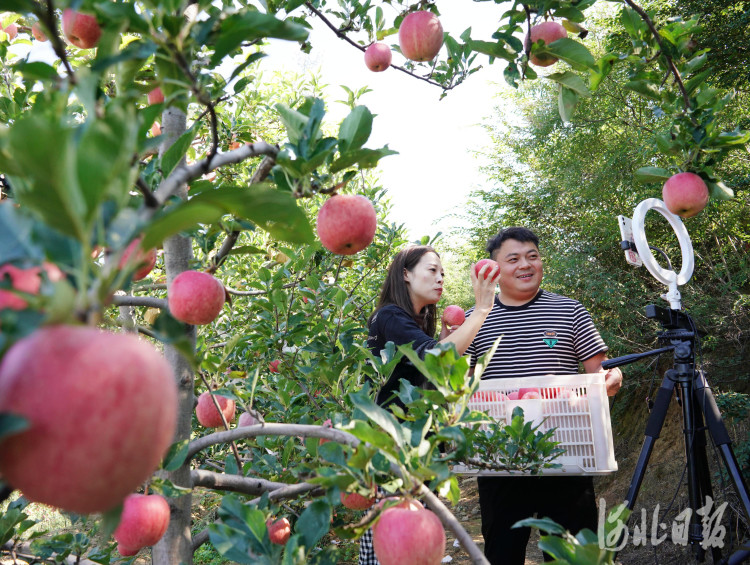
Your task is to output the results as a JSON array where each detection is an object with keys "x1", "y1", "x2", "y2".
[{"x1": 0, "y1": 1, "x2": 747, "y2": 565}]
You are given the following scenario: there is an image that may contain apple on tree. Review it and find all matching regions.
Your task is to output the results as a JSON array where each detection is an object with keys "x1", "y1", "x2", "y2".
[
  {"x1": 195, "y1": 391, "x2": 236, "y2": 428},
  {"x1": 113, "y1": 493, "x2": 170, "y2": 554},
  {"x1": 316, "y1": 194, "x2": 377, "y2": 255},
  {"x1": 267, "y1": 517, "x2": 291, "y2": 545},
  {"x1": 118, "y1": 237, "x2": 158, "y2": 281},
  {"x1": 364, "y1": 42, "x2": 392, "y2": 72},
  {"x1": 398, "y1": 10, "x2": 444, "y2": 62},
  {"x1": 62, "y1": 9, "x2": 102, "y2": 49},
  {"x1": 341, "y1": 490, "x2": 376, "y2": 510},
  {"x1": 372, "y1": 498, "x2": 446, "y2": 565},
  {"x1": 528, "y1": 21, "x2": 568, "y2": 67},
  {"x1": 238, "y1": 411, "x2": 257, "y2": 427},
  {"x1": 148, "y1": 87, "x2": 165, "y2": 105},
  {"x1": 31, "y1": 22, "x2": 47, "y2": 42},
  {"x1": 662, "y1": 171, "x2": 710, "y2": 218},
  {"x1": 0, "y1": 325, "x2": 177, "y2": 514},
  {"x1": 168, "y1": 270, "x2": 226, "y2": 325},
  {"x1": 269, "y1": 359, "x2": 281, "y2": 373},
  {"x1": 0, "y1": 262, "x2": 65, "y2": 310},
  {"x1": 1, "y1": 22, "x2": 18, "y2": 40}
]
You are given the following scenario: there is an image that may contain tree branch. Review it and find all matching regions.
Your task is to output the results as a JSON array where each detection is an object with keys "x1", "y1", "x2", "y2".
[{"x1": 111, "y1": 295, "x2": 168, "y2": 309}]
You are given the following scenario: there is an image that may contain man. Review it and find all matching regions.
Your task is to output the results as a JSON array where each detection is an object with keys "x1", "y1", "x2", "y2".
[{"x1": 466, "y1": 226, "x2": 622, "y2": 565}]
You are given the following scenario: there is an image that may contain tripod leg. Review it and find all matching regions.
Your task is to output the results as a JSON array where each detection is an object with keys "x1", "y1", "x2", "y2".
[
  {"x1": 694, "y1": 372, "x2": 750, "y2": 564},
  {"x1": 624, "y1": 372, "x2": 676, "y2": 510}
]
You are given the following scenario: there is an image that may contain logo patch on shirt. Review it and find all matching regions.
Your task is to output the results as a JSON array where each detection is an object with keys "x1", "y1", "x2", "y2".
[{"x1": 542, "y1": 330, "x2": 558, "y2": 348}]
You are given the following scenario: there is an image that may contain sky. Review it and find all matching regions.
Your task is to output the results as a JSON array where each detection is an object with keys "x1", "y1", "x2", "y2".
[{"x1": 260, "y1": 2, "x2": 510, "y2": 242}]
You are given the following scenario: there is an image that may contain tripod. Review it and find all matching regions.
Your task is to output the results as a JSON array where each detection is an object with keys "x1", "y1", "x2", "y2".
[{"x1": 603, "y1": 304, "x2": 750, "y2": 564}]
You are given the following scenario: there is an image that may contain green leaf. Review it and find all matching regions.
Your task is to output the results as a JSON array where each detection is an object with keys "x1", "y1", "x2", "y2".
[
  {"x1": 547, "y1": 71, "x2": 590, "y2": 97},
  {"x1": 623, "y1": 80, "x2": 662, "y2": 102},
  {"x1": 634, "y1": 166, "x2": 671, "y2": 183},
  {"x1": 330, "y1": 147, "x2": 398, "y2": 173},
  {"x1": 0, "y1": 204, "x2": 42, "y2": 264},
  {"x1": 338, "y1": 106, "x2": 373, "y2": 153},
  {"x1": 0, "y1": 413, "x2": 29, "y2": 442},
  {"x1": 513, "y1": 516, "x2": 568, "y2": 535},
  {"x1": 141, "y1": 184, "x2": 314, "y2": 247},
  {"x1": 466, "y1": 39, "x2": 516, "y2": 62},
  {"x1": 210, "y1": 11, "x2": 308, "y2": 66},
  {"x1": 161, "y1": 438, "x2": 190, "y2": 471},
  {"x1": 557, "y1": 85, "x2": 578, "y2": 123},
  {"x1": 161, "y1": 123, "x2": 199, "y2": 178},
  {"x1": 707, "y1": 180, "x2": 734, "y2": 200},
  {"x1": 349, "y1": 389, "x2": 405, "y2": 448},
  {"x1": 543, "y1": 38, "x2": 597, "y2": 71},
  {"x1": 589, "y1": 52, "x2": 620, "y2": 91},
  {"x1": 12, "y1": 61, "x2": 58, "y2": 81},
  {"x1": 552, "y1": 7, "x2": 585, "y2": 23},
  {"x1": 295, "y1": 500, "x2": 331, "y2": 550}
]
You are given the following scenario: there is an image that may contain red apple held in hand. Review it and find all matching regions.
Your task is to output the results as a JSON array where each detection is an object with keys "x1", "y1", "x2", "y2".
[
  {"x1": 148, "y1": 87, "x2": 165, "y2": 105},
  {"x1": 398, "y1": 11, "x2": 444, "y2": 62},
  {"x1": 168, "y1": 270, "x2": 226, "y2": 325},
  {"x1": 364, "y1": 42, "x2": 392, "y2": 72},
  {"x1": 62, "y1": 9, "x2": 102, "y2": 49},
  {"x1": 528, "y1": 21, "x2": 568, "y2": 66},
  {"x1": 473, "y1": 259, "x2": 500, "y2": 282},
  {"x1": 442, "y1": 305, "x2": 465, "y2": 327},
  {"x1": 316, "y1": 194, "x2": 377, "y2": 255},
  {"x1": 119, "y1": 238, "x2": 158, "y2": 281},
  {"x1": 113, "y1": 493, "x2": 170, "y2": 551},
  {"x1": 662, "y1": 172, "x2": 710, "y2": 218},
  {"x1": 196, "y1": 391, "x2": 236, "y2": 428},
  {"x1": 0, "y1": 325, "x2": 177, "y2": 514},
  {"x1": 269, "y1": 359, "x2": 281, "y2": 373},
  {"x1": 373, "y1": 499, "x2": 446, "y2": 565},
  {"x1": 341, "y1": 491, "x2": 376, "y2": 510},
  {"x1": 31, "y1": 22, "x2": 47, "y2": 42},
  {"x1": 267, "y1": 517, "x2": 291, "y2": 545}
]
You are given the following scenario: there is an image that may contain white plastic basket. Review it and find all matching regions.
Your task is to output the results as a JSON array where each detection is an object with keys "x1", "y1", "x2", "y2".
[{"x1": 453, "y1": 373, "x2": 618, "y2": 476}]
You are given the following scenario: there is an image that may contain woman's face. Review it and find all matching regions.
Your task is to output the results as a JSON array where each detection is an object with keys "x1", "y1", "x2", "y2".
[{"x1": 404, "y1": 251, "x2": 444, "y2": 312}]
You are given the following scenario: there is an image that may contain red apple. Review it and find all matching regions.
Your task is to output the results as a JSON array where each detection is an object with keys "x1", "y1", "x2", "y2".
[
  {"x1": 117, "y1": 544, "x2": 139, "y2": 556},
  {"x1": 662, "y1": 172, "x2": 710, "y2": 218},
  {"x1": 442, "y1": 305, "x2": 465, "y2": 327},
  {"x1": 113, "y1": 493, "x2": 170, "y2": 551},
  {"x1": 148, "y1": 87, "x2": 164, "y2": 105},
  {"x1": 518, "y1": 387, "x2": 540, "y2": 398},
  {"x1": 1, "y1": 23, "x2": 18, "y2": 40},
  {"x1": 0, "y1": 325, "x2": 177, "y2": 514},
  {"x1": 168, "y1": 270, "x2": 225, "y2": 325},
  {"x1": 319, "y1": 418, "x2": 333, "y2": 445},
  {"x1": 150, "y1": 122, "x2": 162, "y2": 137},
  {"x1": 238, "y1": 411, "x2": 257, "y2": 427},
  {"x1": 398, "y1": 11, "x2": 444, "y2": 62},
  {"x1": 119, "y1": 238, "x2": 157, "y2": 281},
  {"x1": 62, "y1": 9, "x2": 101, "y2": 49},
  {"x1": 528, "y1": 21, "x2": 568, "y2": 66},
  {"x1": 473, "y1": 259, "x2": 500, "y2": 281},
  {"x1": 31, "y1": 22, "x2": 47, "y2": 42},
  {"x1": 267, "y1": 517, "x2": 291, "y2": 545},
  {"x1": 506, "y1": 391, "x2": 520, "y2": 400},
  {"x1": 373, "y1": 499, "x2": 445, "y2": 565},
  {"x1": 521, "y1": 391, "x2": 541, "y2": 399},
  {"x1": 341, "y1": 491, "x2": 376, "y2": 510},
  {"x1": 316, "y1": 194, "x2": 377, "y2": 255},
  {"x1": 364, "y1": 42, "x2": 392, "y2": 72},
  {"x1": 195, "y1": 391, "x2": 236, "y2": 428},
  {"x1": 0, "y1": 264, "x2": 42, "y2": 310},
  {"x1": 269, "y1": 359, "x2": 281, "y2": 373}
]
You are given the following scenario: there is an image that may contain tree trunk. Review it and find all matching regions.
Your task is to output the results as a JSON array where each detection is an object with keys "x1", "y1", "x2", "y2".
[{"x1": 152, "y1": 107, "x2": 196, "y2": 565}]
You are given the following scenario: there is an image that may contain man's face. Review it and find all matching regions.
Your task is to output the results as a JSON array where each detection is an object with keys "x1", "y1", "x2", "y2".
[{"x1": 491, "y1": 239, "x2": 543, "y2": 305}]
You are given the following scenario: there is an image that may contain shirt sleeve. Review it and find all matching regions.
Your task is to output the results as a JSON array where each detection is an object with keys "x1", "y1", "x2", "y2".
[
  {"x1": 572, "y1": 302, "x2": 608, "y2": 361},
  {"x1": 377, "y1": 306, "x2": 438, "y2": 359}
]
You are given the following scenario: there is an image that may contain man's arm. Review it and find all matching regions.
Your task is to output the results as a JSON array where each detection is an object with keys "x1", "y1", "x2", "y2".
[{"x1": 583, "y1": 352, "x2": 623, "y2": 396}]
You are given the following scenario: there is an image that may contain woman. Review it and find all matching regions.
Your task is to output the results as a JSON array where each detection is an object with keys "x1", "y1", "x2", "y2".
[
  {"x1": 367, "y1": 244, "x2": 498, "y2": 408},
  {"x1": 359, "y1": 245, "x2": 498, "y2": 565}
]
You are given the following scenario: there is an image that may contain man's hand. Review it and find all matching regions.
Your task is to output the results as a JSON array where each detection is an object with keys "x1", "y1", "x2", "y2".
[{"x1": 604, "y1": 367, "x2": 623, "y2": 396}]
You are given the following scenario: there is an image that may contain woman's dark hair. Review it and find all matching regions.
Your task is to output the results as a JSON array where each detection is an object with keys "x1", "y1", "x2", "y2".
[{"x1": 369, "y1": 245, "x2": 439, "y2": 336}]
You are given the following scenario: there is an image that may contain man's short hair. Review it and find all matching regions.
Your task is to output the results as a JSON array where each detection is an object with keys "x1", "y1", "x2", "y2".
[{"x1": 486, "y1": 227, "x2": 540, "y2": 258}]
